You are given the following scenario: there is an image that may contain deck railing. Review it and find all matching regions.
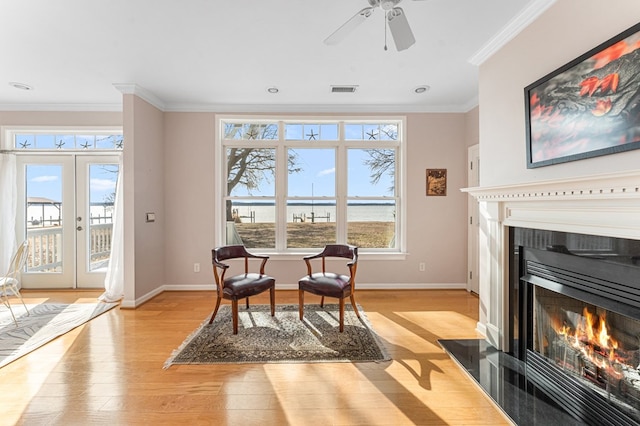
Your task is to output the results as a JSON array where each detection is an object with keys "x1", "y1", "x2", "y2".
[{"x1": 26, "y1": 224, "x2": 113, "y2": 272}]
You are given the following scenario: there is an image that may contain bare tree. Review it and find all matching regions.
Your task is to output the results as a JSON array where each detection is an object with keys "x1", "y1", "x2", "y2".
[
  {"x1": 224, "y1": 124, "x2": 300, "y2": 220},
  {"x1": 363, "y1": 125, "x2": 396, "y2": 194},
  {"x1": 363, "y1": 148, "x2": 395, "y2": 190}
]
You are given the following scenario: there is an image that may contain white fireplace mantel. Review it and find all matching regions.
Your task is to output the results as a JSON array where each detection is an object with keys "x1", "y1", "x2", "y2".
[{"x1": 462, "y1": 170, "x2": 640, "y2": 350}]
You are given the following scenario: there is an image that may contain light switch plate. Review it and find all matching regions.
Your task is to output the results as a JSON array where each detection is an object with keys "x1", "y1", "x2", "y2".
[{"x1": 146, "y1": 212, "x2": 155, "y2": 223}]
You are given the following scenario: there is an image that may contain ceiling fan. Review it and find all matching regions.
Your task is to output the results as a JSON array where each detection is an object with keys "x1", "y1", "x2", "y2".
[{"x1": 324, "y1": 0, "x2": 427, "y2": 51}]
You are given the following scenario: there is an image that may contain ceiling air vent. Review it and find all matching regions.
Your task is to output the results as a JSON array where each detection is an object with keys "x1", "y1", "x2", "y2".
[{"x1": 331, "y1": 85, "x2": 358, "y2": 93}]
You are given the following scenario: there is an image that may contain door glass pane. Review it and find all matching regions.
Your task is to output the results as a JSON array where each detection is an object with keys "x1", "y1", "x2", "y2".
[
  {"x1": 25, "y1": 164, "x2": 63, "y2": 272},
  {"x1": 88, "y1": 163, "x2": 118, "y2": 272}
]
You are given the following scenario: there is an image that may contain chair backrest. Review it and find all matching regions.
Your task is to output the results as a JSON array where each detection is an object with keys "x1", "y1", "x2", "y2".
[
  {"x1": 320, "y1": 244, "x2": 357, "y2": 260},
  {"x1": 214, "y1": 245, "x2": 251, "y2": 262},
  {"x1": 307, "y1": 244, "x2": 358, "y2": 278},
  {"x1": 211, "y1": 245, "x2": 269, "y2": 289},
  {"x1": 5, "y1": 240, "x2": 29, "y2": 280}
]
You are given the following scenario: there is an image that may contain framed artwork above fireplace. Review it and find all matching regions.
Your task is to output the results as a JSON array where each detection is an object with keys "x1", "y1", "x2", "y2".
[{"x1": 524, "y1": 22, "x2": 640, "y2": 168}]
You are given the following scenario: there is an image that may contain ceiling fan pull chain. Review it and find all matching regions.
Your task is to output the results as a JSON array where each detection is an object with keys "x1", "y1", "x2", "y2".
[{"x1": 384, "y1": 12, "x2": 388, "y2": 51}]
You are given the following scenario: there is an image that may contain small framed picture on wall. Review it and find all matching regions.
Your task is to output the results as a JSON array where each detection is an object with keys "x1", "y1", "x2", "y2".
[{"x1": 426, "y1": 169, "x2": 447, "y2": 196}]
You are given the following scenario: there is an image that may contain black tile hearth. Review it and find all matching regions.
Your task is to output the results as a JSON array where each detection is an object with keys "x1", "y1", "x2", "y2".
[{"x1": 438, "y1": 339, "x2": 584, "y2": 426}]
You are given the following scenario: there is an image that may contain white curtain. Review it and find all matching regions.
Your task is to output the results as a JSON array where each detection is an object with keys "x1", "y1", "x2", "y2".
[
  {"x1": 99, "y1": 157, "x2": 124, "y2": 302},
  {"x1": 0, "y1": 153, "x2": 17, "y2": 276}
]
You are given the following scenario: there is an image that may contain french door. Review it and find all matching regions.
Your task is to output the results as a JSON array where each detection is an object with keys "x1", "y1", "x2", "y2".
[{"x1": 17, "y1": 155, "x2": 120, "y2": 289}]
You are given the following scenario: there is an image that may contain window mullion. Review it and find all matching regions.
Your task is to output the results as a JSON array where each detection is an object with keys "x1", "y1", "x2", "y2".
[
  {"x1": 336, "y1": 139, "x2": 347, "y2": 244},
  {"x1": 276, "y1": 126, "x2": 287, "y2": 252}
]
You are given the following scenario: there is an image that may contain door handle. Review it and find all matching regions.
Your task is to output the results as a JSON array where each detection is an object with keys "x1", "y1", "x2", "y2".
[{"x1": 77, "y1": 226, "x2": 83, "y2": 231}]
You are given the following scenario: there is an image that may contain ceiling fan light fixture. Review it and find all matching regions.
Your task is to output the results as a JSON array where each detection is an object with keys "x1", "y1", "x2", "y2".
[
  {"x1": 414, "y1": 85, "x2": 430, "y2": 94},
  {"x1": 9, "y1": 81, "x2": 33, "y2": 91}
]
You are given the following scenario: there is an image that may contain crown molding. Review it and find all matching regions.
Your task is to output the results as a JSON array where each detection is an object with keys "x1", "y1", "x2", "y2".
[
  {"x1": 113, "y1": 83, "x2": 165, "y2": 111},
  {"x1": 468, "y1": 0, "x2": 557, "y2": 66},
  {"x1": 161, "y1": 102, "x2": 473, "y2": 114}
]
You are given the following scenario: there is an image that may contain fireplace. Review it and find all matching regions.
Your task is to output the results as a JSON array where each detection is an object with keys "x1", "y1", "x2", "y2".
[
  {"x1": 461, "y1": 171, "x2": 640, "y2": 424},
  {"x1": 511, "y1": 228, "x2": 640, "y2": 425}
]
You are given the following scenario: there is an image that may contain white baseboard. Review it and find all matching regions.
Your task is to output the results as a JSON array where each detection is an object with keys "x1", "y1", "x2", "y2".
[
  {"x1": 120, "y1": 285, "x2": 165, "y2": 308},
  {"x1": 163, "y1": 284, "x2": 216, "y2": 291},
  {"x1": 476, "y1": 321, "x2": 487, "y2": 337},
  {"x1": 123, "y1": 282, "x2": 467, "y2": 308}
]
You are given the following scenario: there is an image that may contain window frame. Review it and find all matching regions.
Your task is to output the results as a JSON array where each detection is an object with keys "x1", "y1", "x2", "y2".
[
  {"x1": 3, "y1": 126, "x2": 124, "y2": 152},
  {"x1": 215, "y1": 116, "x2": 407, "y2": 256}
]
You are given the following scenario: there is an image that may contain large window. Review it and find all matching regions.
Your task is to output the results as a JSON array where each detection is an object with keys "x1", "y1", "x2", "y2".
[{"x1": 217, "y1": 118, "x2": 404, "y2": 252}]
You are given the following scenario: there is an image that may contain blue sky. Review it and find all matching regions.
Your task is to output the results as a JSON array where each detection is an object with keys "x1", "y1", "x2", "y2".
[
  {"x1": 230, "y1": 148, "x2": 394, "y2": 198},
  {"x1": 26, "y1": 148, "x2": 392, "y2": 204},
  {"x1": 26, "y1": 164, "x2": 118, "y2": 204}
]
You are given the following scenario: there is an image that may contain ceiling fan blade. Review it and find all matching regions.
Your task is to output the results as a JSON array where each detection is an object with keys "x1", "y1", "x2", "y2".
[
  {"x1": 324, "y1": 7, "x2": 376, "y2": 45},
  {"x1": 387, "y1": 7, "x2": 415, "y2": 51}
]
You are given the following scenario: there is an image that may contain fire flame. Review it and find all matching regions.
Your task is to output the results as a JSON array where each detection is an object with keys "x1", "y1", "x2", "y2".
[{"x1": 557, "y1": 307, "x2": 624, "y2": 378}]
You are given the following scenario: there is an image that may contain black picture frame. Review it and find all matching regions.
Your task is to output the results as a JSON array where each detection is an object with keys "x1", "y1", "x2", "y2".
[{"x1": 524, "y1": 22, "x2": 640, "y2": 168}]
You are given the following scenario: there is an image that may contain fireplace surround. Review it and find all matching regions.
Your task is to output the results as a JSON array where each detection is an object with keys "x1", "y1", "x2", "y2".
[
  {"x1": 513, "y1": 229, "x2": 640, "y2": 424},
  {"x1": 463, "y1": 170, "x2": 640, "y2": 425}
]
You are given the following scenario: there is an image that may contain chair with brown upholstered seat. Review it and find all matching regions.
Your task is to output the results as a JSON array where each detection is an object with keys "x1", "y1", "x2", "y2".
[
  {"x1": 209, "y1": 245, "x2": 276, "y2": 334},
  {"x1": 298, "y1": 244, "x2": 360, "y2": 332}
]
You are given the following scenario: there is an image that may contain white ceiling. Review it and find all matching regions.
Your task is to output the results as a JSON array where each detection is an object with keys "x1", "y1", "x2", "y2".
[{"x1": 0, "y1": 0, "x2": 553, "y2": 113}]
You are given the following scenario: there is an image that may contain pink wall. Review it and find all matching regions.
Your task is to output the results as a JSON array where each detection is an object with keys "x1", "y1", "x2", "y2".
[
  {"x1": 162, "y1": 111, "x2": 471, "y2": 287},
  {"x1": 479, "y1": 0, "x2": 640, "y2": 187},
  {"x1": 125, "y1": 96, "x2": 166, "y2": 300},
  {"x1": 0, "y1": 104, "x2": 474, "y2": 296}
]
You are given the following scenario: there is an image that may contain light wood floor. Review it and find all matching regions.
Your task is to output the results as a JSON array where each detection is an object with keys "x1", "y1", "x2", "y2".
[{"x1": 1, "y1": 290, "x2": 511, "y2": 426}]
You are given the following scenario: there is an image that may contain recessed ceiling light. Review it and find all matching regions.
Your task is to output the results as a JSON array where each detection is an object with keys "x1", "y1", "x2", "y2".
[
  {"x1": 414, "y1": 85, "x2": 430, "y2": 94},
  {"x1": 267, "y1": 87, "x2": 279, "y2": 94},
  {"x1": 9, "y1": 82, "x2": 34, "y2": 91}
]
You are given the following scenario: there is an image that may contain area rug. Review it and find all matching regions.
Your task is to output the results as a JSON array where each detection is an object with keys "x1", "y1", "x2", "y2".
[
  {"x1": 164, "y1": 304, "x2": 391, "y2": 367},
  {"x1": 0, "y1": 302, "x2": 118, "y2": 369}
]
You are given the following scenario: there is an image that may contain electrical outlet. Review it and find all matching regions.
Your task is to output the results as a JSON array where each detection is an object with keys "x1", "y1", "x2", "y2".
[
  {"x1": 194, "y1": 263, "x2": 200, "y2": 273},
  {"x1": 419, "y1": 262, "x2": 426, "y2": 272}
]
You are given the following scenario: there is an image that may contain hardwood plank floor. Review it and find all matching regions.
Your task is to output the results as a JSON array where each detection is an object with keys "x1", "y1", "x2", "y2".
[{"x1": 0, "y1": 290, "x2": 511, "y2": 425}]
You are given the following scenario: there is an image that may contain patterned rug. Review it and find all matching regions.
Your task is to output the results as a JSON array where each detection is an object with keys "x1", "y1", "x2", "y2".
[
  {"x1": 0, "y1": 302, "x2": 118, "y2": 369},
  {"x1": 164, "y1": 304, "x2": 391, "y2": 367}
]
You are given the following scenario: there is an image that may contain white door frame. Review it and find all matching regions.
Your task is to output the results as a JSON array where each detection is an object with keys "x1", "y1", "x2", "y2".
[{"x1": 16, "y1": 154, "x2": 119, "y2": 289}]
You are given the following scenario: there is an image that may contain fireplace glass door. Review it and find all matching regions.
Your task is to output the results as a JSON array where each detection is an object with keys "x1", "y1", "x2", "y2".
[{"x1": 533, "y1": 286, "x2": 640, "y2": 422}]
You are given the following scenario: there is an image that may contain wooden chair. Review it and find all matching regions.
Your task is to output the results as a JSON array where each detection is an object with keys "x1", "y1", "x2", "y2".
[
  {"x1": 209, "y1": 245, "x2": 276, "y2": 334},
  {"x1": 298, "y1": 244, "x2": 360, "y2": 332},
  {"x1": 0, "y1": 240, "x2": 30, "y2": 326}
]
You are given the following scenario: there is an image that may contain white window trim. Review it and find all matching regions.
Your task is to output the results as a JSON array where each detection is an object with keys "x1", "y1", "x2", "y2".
[{"x1": 215, "y1": 115, "x2": 407, "y2": 257}]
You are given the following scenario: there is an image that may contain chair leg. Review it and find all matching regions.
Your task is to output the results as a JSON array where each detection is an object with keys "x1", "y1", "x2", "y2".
[
  {"x1": 209, "y1": 294, "x2": 222, "y2": 324},
  {"x1": 320, "y1": 296, "x2": 325, "y2": 308},
  {"x1": 232, "y1": 299, "x2": 239, "y2": 334},
  {"x1": 350, "y1": 294, "x2": 360, "y2": 318},
  {"x1": 1, "y1": 294, "x2": 18, "y2": 327},
  {"x1": 14, "y1": 287, "x2": 29, "y2": 316},
  {"x1": 246, "y1": 297, "x2": 250, "y2": 310},
  {"x1": 339, "y1": 297, "x2": 345, "y2": 332},
  {"x1": 298, "y1": 289, "x2": 304, "y2": 320},
  {"x1": 269, "y1": 287, "x2": 275, "y2": 317}
]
